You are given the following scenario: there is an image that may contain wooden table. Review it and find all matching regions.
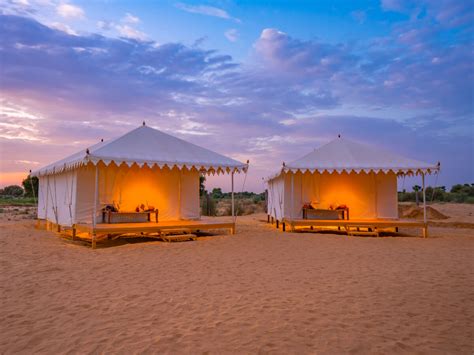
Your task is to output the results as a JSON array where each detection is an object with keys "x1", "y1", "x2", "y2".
[
  {"x1": 302, "y1": 208, "x2": 349, "y2": 220},
  {"x1": 102, "y1": 210, "x2": 159, "y2": 223}
]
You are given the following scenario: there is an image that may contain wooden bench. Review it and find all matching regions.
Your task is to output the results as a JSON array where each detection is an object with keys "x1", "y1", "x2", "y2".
[
  {"x1": 102, "y1": 210, "x2": 159, "y2": 223},
  {"x1": 303, "y1": 208, "x2": 349, "y2": 220}
]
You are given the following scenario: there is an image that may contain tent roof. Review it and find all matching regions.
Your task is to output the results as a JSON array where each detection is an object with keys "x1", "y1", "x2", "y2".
[
  {"x1": 268, "y1": 137, "x2": 439, "y2": 180},
  {"x1": 32, "y1": 124, "x2": 247, "y2": 176}
]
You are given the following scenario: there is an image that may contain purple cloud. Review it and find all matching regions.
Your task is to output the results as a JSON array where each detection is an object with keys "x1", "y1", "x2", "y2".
[{"x1": 0, "y1": 4, "x2": 472, "y2": 191}]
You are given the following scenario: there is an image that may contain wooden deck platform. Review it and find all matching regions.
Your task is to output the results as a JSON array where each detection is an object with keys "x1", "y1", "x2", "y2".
[
  {"x1": 37, "y1": 218, "x2": 235, "y2": 248},
  {"x1": 269, "y1": 216, "x2": 428, "y2": 238}
]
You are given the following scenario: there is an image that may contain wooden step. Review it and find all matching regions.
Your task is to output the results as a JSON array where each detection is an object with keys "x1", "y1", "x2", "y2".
[
  {"x1": 346, "y1": 226, "x2": 379, "y2": 237},
  {"x1": 161, "y1": 234, "x2": 197, "y2": 242},
  {"x1": 347, "y1": 231, "x2": 379, "y2": 237}
]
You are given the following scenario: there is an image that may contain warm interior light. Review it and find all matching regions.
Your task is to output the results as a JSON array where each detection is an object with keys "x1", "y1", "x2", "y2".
[{"x1": 289, "y1": 171, "x2": 397, "y2": 219}]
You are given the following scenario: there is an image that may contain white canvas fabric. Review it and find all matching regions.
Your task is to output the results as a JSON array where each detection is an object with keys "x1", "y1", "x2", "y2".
[
  {"x1": 72, "y1": 163, "x2": 201, "y2": 224},
  {"x1": 37, "y1": 170, "x2": 77, "y2": 225},
  {"x1": 279, "y1": 137, "x2": 439, "y2": 176},
  {"x1": 267, "y1": 175, "x2": 285, "y2": 221},
  {"x1": 31, "y1": 124, "x2": 247, "y2": 176},
  {"x1": 33, "y1": 124, "x2": 244, "y2": 226},
  {"x1": 269, "y1": 171, "x2": 398, "y2": 220},
  {"x1": 266, "y1": 137, "x2": 436, "y2": 221}
]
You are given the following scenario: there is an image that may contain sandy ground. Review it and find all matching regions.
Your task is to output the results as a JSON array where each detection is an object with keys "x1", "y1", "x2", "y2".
[{"x1": 0, "y1": 205, "x2": 473, "y2": 354}]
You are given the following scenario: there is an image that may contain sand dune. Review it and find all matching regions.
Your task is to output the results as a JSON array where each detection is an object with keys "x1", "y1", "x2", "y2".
[{"x1": 1, "y1": 211, "x2": 473, "y2": 354}]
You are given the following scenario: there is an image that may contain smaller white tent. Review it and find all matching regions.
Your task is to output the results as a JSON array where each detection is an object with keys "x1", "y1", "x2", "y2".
[
  {"x1": 32, "y1": 123, "x2": 247, "y2": 228},
  {"x1": 267, "y1": 137, "x2": 439, "y2": 223}
]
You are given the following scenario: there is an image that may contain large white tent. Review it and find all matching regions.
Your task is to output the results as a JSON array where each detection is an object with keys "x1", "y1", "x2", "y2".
[
  {"x1": 267, "y1": 136, "x2": 440, "y2": 226},
  {"x1": 32, "y1": 123, "x2": 247, "y2": 229}
]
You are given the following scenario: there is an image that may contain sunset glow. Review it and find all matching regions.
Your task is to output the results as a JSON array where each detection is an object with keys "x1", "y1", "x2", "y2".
[{"x1": 0, "y1": 0, "x2": 472, "y2": 191}]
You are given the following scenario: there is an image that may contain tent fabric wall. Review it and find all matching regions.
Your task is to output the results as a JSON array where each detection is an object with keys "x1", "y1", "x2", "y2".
[
  {"x1": 267, "y1": 171, "x2": 398, "y2": 221},
  {"x1": 179, "y1": 168, "x2": 200, "y2": 220},
  {"x1": 267, "y1": 175, "x2": 285, "y2": 221},
  {"x1": 37, "y1": 176, "x2": 47, "y2": 219},
  {"x1": 375, "y1": 172, "x2": 398, "y2": 218},
  {"x1": 37, "y1": 171, "x2": 77, "y2": 225},
  {"x1": 315, "y1": 172, "x2": 377, "y2": 219},
  {"x1": 72, "y1": 163, "x2": 200, "y2": 225},
  {"x1": 75, "y1": 164, "x2": 95, "y2": 224}
]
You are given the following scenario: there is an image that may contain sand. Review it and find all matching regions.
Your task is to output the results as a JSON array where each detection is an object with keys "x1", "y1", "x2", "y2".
[
  {"x1": 1, "y1": 207, "x2": 473, "y2": 354},
  {"x1": 399, "y1": 204, "x2": 449, "y2": 220}
]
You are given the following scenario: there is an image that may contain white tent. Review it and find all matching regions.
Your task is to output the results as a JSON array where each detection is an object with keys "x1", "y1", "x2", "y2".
[
  {"x1": 267, "y1": 136, "x2": 439, "y2": 224},
  {"x1": 32, "y1": 123, "x2": 247, "y2": 228}
]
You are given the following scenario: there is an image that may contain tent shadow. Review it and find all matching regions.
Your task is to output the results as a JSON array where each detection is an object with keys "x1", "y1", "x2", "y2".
[
  {"x1": 295, "y1": 229, "x2": 425, "y2": 238},
  {"x1": 62, "y1": 231, "x2": 221, "y2": 249}
]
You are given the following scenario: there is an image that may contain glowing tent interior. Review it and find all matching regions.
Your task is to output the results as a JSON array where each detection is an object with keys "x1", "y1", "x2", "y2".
[
  {"x1": 266, "y1": 136, "x2": 440, "y2": 236},
  {"x1": 31, "y1": 123, "x2": 248, "y2": 246}
]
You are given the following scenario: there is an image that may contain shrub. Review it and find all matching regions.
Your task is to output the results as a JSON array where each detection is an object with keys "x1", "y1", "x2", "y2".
[
  {"x1": 201, "y1": 193, "x2": 217, "y2": 216},
  {"x1": 22, "y1": 175, "x2": 39, "y2": 198},
  {"x1": 1, "y1": 185, "x2": 24, "y2": 197}
]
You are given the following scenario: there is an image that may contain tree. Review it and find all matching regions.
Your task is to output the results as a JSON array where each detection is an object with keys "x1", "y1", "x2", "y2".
[
  {"x1": 412, "y1": 185, "x2": 421, "y2": 205},
  {"x1": 199, "y1": 175, "x2": 206, "y2": 196},
  {"x1": 450, "y1": 184, "x2": 463, "y2": 193},
  {"x1": 211, "y1": 188, "x2": 223, "y2": 199},
  {"x1": 1, "y1": 185, "x2": 24, "y2": 197},
  {"x1": 22, "y1": 175, "x2": 38, "y2": 198}
]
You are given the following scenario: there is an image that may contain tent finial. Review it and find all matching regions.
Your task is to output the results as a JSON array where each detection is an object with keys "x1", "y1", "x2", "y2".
[{"x1": 143, "y1": 121, "x2": 146, "y2": 126}]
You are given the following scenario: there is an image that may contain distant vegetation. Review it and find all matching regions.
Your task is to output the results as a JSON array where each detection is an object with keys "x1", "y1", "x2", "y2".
[
  {"x1": 1, "y1": 177, "x2": 472, "y2": 208},
  {"x1": 399, "y1": 184, "x2": 474, "y2": 204},
  {"x1": 0, "y1": 197, "x2": 36, "y2": 206},
  {"x1": 0, "y1": 175, "x2": 39, "y2": 206},
  {"x1": 201, "y1": 186, "x2": 266, "y2": 216},
  {"x1": 209, "y1": 188, "x2": 266, "y2": 203}
]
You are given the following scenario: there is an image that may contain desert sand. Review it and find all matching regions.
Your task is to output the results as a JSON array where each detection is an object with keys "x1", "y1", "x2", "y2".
[{"x1": 1, "y1": 204, "x2": 473, "y2": 354}]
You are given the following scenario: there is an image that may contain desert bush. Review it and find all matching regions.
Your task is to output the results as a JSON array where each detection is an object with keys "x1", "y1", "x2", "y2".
[
  {"x1": 399, "y1": 184, "x2": 474, "y2": 204},
  {"x1": 1, "y1": 185, "x2": 24, "y2": 197},
  {"x1": 201, "y1": 193, "x2": 217, "y2": 216},
  {"x1": 22, "y1": 175, "x2": 39, "y2": 198}
]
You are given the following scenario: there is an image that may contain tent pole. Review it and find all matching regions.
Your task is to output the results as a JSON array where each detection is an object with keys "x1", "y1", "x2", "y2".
[
  {"x1": 52, "y1": 169, "x2": 59, "y2": 230},
  {"x1": 231, "y1": 171, "x2": 235, "y2": 219},
  {"x1": 290, "y1": 172, "x2": 294, "y2": 222},
  {"x1": 178, "y1": 169, "x2": 182, "y2": 220},
  {"x1": 92, "y1": 165, "x2": 99, "y2": 248},
  {"x1": 374, "y1": 172, "x2": 378, "y2": 219},
  {"x1": 45, "y1": 175, "x2": 50, "y2": 225},
  {"x1": 422, "y1": 172, "x2": 427, "y2": 237}
]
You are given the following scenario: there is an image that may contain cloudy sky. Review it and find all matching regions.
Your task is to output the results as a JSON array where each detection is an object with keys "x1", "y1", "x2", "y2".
[{"x1": 0, "y1": 0, "x2": 472, "y2": 192}]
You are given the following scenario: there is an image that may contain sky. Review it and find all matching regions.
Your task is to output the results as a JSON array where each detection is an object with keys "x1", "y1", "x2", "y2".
[{"x1": 0, "y1": 0, "x2": 473, "y2": 193}]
